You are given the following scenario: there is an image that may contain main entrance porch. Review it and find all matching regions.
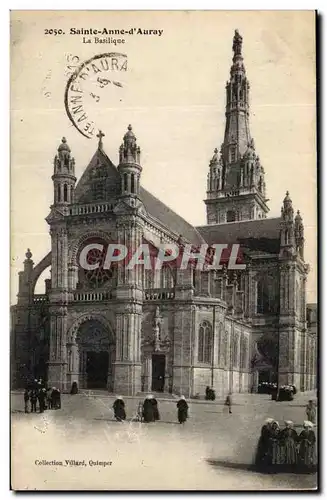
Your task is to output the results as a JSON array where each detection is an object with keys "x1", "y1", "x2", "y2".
[{"x1": 66, "y1": 318, "x2": 115, "y2": 391}]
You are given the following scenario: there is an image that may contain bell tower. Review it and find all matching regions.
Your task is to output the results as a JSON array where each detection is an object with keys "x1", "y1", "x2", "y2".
[
  {"x1": 52, "y1": 137, "x2": 76, "y2": 206},
  {"x1": 205, "y1": 30, "x2": 269, "y2": 224},
  {"x1": 117, "y1": 124, "x2": 142, "y2": 203}
]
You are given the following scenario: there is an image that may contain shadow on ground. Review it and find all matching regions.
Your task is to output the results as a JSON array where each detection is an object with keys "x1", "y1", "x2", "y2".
[{"x1": 207, "y1": 459, "x2": 317, "y2": 476}]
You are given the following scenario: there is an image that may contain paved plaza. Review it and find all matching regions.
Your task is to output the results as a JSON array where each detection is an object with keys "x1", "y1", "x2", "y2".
[{"x1": 11, "y1": 391, "x2": 318, "y2": 491}]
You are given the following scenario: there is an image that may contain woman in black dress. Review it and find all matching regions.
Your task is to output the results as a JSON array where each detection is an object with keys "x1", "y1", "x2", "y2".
[
  {"x1": 151, "y1": 396, "x2": 160, "y2": 421},
  {"x1": 255, "y1": 418, "x2": 274, "y2": 469},
  {"x1": 298, "y1": 421, "x2": 317, "y2": 473},
  {"x1": 113, "y1": 396, "x2": 126, "y2": 422},
  {"x1": 143, "y1": 395, "x2": 155, "y2": 423},
  {"x1": 177, "y1": 396, "x2": 188, "y2": 424},
  {"x1": 279, "y1": 420, "x2": 298, "y2": 472}
]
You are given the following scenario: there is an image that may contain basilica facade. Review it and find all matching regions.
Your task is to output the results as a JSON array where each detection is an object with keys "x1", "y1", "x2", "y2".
[{"x1": 11, "y1": 31, "x2": 317, "y2": 396}]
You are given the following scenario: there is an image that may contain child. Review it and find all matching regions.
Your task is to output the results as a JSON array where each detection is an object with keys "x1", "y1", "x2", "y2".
[{"x1": 224, "y1": 392, "x2": 232, "y2": 414}]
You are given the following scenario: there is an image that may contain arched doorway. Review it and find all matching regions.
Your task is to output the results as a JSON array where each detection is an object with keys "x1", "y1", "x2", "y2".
[{"x1": 67, "y1": 319, "x2": 115, "y2": 390}]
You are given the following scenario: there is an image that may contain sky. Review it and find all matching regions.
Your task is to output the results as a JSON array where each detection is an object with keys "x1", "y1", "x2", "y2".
[{"x1": 10, "y1": 10, "x2": 316, "y2": 303}]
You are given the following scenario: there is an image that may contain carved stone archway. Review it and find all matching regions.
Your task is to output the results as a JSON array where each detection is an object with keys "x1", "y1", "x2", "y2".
[{"x1": 66, "y1": 313, "x2": 115, "y2": 391}]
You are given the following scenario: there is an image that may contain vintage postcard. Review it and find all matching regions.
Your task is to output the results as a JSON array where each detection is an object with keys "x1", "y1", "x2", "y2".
[{"x1": 10, "y1": 10, "x2": 317, "y2": 491}]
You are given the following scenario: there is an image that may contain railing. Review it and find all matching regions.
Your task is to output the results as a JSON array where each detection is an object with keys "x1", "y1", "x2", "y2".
[
  {"x1": 73, "y1": 291, "x2": 113, "y2": 302},
  {"x1": 69, "y1": 202, "x2": 114, "y2": 216},
  {"x1": 33, "y1": 295, "x2": 48, "y2": 304},
  {"x1": 144, "y1": 289, "x2": 175, "y2": 301}
]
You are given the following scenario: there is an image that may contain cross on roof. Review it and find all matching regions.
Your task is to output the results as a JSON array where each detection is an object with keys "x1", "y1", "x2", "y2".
[{"x1": 97, "y1": 130, "x2": 105, "y2": 148}]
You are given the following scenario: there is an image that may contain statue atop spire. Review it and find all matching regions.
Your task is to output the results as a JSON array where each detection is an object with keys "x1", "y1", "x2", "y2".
[{"x1": 232, "y1": 29, "x2": 243, "y2": 57}]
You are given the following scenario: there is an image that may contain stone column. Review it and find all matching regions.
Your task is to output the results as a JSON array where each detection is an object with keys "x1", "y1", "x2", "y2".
[
  {"x1": 48, "y1": 225, "x2": 69, "y2": 392},
  {"x1": 172, "y1": 307, "x2": 193, "y2": 397},
  {"x1": 145, "y1": 355, "x2": 152, "y2": 392}
]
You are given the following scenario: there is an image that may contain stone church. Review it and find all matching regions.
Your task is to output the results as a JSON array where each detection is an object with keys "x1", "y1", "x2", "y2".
[{"x1": 11, "y1": 30, "x2": 317, "y2": 396}]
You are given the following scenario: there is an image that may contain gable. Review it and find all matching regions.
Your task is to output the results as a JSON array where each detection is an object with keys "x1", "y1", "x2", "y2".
[
  {"x1": 74, "y1": 148, "x2": 121, "y2": 204},
  {"x1": 73, "y1": 147, "x2": 205, "y2": 246}
]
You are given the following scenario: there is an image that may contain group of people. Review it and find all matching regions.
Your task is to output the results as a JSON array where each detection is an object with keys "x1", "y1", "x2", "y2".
[
  {"x1": 23, "y1": 379, "x2": 61, "y2": 413},
  {"x1": 255, "y1": 418, "x2": 317, "y2": 473},
  {"x1": 112, "y1": 394, "x2": 189, "y2": 424}
]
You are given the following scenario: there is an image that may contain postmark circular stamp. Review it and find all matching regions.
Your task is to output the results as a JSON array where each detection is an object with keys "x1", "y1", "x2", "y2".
[{"x1": 64, "y1": 52, "x2": 128, "y2": 139}]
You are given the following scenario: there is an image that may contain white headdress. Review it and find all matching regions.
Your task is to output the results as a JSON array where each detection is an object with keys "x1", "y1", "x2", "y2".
[
  {"x1": 180, "y1": 395, "x2": 186, "y2": 400},
  {"x1": 146, "y1": 394, "x2": 153, "y2": 399},
  {"x1": 116, "y1": 396, "x2": 123, "y2": 400},
  {"x1": 303, "y1": 420, "x2": 314, "y2": 428},
  {"x1": 285, "y1": 420, "x2": 294, "y2": 427},
  {"x1": 265, "y1": 418, "x2": 274, "y2": 424}
]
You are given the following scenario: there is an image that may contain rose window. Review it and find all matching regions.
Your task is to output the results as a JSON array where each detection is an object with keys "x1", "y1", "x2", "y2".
[{"x1": 78, "y1": 239, "x2": 114, "y2": 289}]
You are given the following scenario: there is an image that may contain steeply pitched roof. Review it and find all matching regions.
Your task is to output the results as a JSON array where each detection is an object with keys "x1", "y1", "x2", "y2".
[
  {"x1": 197, "y1": 217, "x2": 281, "y2": 254},
  {"x1": 74, "y1": 148, "x2": 205, "y2": 246},
  {"x1": 140, "y1": 187, "x2": 205, "y2": 246}
]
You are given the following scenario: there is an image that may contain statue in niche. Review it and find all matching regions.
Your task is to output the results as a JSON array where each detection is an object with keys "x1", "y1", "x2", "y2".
[{"x1": 153, "y1": 306, "x2": 162, "y2": 351}]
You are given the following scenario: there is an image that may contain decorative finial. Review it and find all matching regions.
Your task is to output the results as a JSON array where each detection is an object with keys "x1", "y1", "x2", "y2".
[
  {"x1": 25, "y1": 248, "x2": 32, "y2": 260},
  {"x1": 58, "y1": 137, "x2": 71, "y2": 153},
  {"x1": 96, "y1": 130, "x2": 105, "y2": 149},
  {"x1": 233, "y1": 29, "x2": 243, "y2": 56},
  {"x1": 123, "y1": 124, "x2": 136, "y2": 146}
]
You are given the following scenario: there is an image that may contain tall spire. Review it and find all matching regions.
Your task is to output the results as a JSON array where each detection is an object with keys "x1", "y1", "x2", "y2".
[
  {"x1": 205, "y1": 31, "x2": 269, "y2": 225},
  {"x1": 223, "y1": 29, "x2": 251, "y2": 163}
]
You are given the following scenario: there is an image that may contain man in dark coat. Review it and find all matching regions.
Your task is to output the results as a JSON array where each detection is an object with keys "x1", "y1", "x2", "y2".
[
  {"x1": 113, "y1": 396, "x2": 126, "y2": 422},
  {"x1": 298, "y1": 421, "x2": 317, "y2": 473},
  {"x1": 177, "y1": 396, "x2": 188, "y2": 424},
  {"x1": 143, "y1": 395, "x2": 155, "y2": 423},
  {"x1": 30, "y1": 390, "x2": 38, "y2": 413},
  {"x1": 38, "y1": 388, "x2": 46, "y2": 413}
]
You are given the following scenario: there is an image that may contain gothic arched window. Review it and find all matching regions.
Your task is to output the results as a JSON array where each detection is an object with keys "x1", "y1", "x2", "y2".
[
  {"x1": 240, "y1": 335, "x2": 248, "y2": 370},
  {"x1": 144, "y1": 269, "x2": 154, "y2": 289},
  {"x1": 57, "y1": 184, "x2": 61, "y2": 202},
  {"x1": 224, "y1": 330, "x2": 229, "y2": 367},
  {"x1": 63, "y1": 184, "x2": 68, "y2": 202},
  {"x1": 131, "y1": 174, "x2": 135, "y2": 194},
  {"x1": 257, "y1": 276, "x2": 277, "y2": 314},
  {"x1": 70, "y1": 186, "x2": 74, "y2": 203},
  {"x1": 198, "y1": 321, "x2": 213, "y2": 363},
  {"x1": 160, "y1": 265, "x2": 175, "y2": 289},
  {"x1": 296, "y1": 281, "x2": 301, "y2": 313},
  {"x1": 227, "y1": 210, "x2": 236, "y2": 222},
  {"x1": 123, "y1": 173, "x2": 128, "y2": 192},
  {"x1": 77, "y1": 238, "x2": 115, "y2": 290},
  {"x1": 233, "y1": 334, "x2": 239, "y2": 368}
]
